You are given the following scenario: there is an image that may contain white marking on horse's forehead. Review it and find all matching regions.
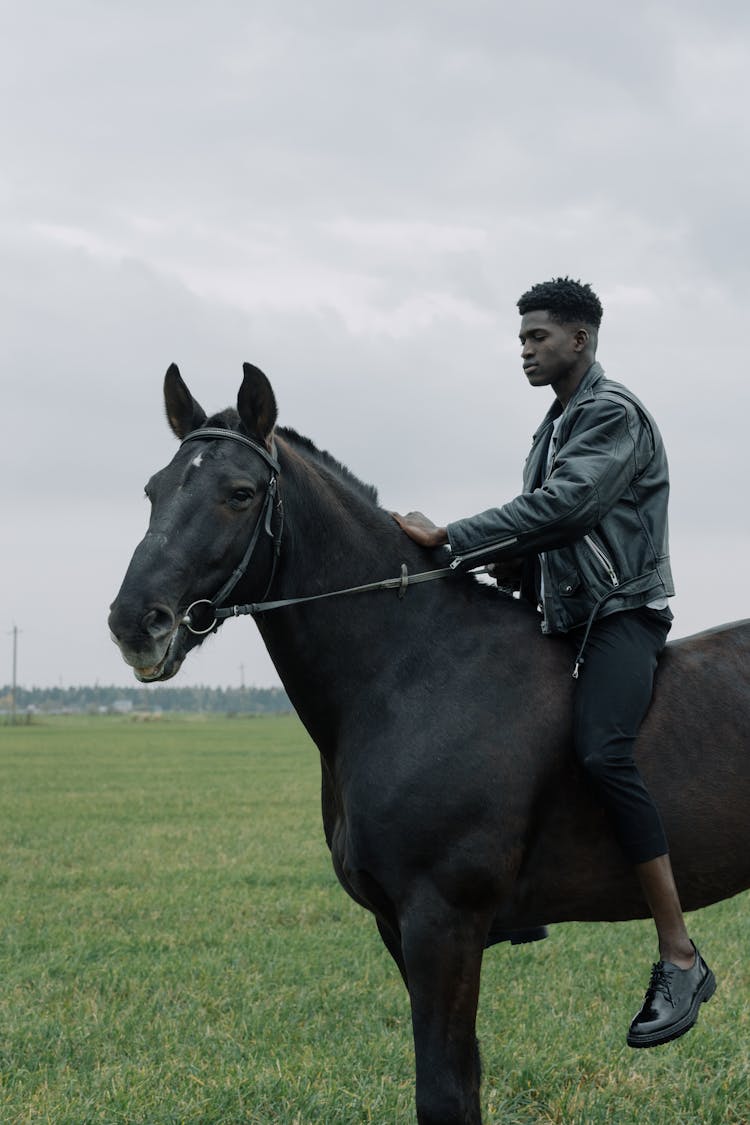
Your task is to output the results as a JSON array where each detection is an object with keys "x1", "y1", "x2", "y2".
[{"x1": 191, "y1": 452, "x2": 204, "y2": 469}]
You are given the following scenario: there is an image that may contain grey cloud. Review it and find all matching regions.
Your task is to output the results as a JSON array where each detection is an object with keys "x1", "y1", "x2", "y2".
[{"x1": 2, "y1": 0, "x2": 748, "y2": 687}]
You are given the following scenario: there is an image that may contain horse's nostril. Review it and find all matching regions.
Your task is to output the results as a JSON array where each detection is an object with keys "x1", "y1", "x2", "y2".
[{"x1": 141, "y1": 604, "x2": 176, "y2": 640}]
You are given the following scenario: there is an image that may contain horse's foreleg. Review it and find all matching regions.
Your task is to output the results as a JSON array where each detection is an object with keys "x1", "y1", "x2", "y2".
[
  {"x1": 401, "y1": 897, "x2": 489, "y2": 1125},
  {"x1": 376, "y1": 915, "x2": 409, "y2": 987}
]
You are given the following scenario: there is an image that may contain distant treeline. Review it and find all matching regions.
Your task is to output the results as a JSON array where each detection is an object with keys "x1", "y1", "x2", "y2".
[{"x1": 0, "y1": 683, "x2": 292, "y2": 715}]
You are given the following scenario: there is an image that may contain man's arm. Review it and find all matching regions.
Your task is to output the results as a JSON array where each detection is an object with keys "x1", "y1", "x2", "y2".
[
  {"x1": 392, "y1": 510, "x2": 524, "y2": 590},
  {"x1": 447, "y1": 397, "x2": 637, "y2": 559}
]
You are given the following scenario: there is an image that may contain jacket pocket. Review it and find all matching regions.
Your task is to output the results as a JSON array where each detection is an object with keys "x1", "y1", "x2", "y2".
[{"x1": 583, "y1": 534, "x2": 620, "y2": 588}]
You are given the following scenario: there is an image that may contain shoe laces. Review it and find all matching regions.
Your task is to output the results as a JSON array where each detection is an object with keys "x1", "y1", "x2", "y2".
[{"x1": 647, "y1": 961, "x2": 675, "y2": 1006}]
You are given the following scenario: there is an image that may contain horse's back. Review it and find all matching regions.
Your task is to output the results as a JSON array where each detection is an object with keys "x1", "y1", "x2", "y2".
[
  {"x1": 498, "y1": 616, "x2": 750, "y2": 925},
  {"x1": 633, "y1": 617, "x2": 750, "y2": 907},
  {"x1": 653, "y1": 616, "x2": 750, "y2": 720},
  {"x1": 664, "y1": 616, "x2": 750, "y2": 657}
]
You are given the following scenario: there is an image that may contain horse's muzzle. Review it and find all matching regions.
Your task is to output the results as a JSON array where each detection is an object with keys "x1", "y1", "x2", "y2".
[
  {"x1": 141, "y1": 603, "x2": 177, "y2": 641},
  {"x1": 108, "y1": 599, "x2": 184, "y2": 681}
]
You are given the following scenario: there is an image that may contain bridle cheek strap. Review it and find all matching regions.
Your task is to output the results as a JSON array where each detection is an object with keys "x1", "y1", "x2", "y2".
[
  {"x1": 179, "y1": 428, "x2": 282, "y2": 635},
  {"x1": 211, "y1": 476, "x2": 279, "y2": 608}
]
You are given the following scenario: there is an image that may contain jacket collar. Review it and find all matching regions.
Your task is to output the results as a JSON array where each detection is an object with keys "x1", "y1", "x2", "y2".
[
  {"x1": 535, "y1": 361, "x2": 605, "y2": 434},
  {"x1": 570, "y1": 360, "x2": 605, "y2": 402}
]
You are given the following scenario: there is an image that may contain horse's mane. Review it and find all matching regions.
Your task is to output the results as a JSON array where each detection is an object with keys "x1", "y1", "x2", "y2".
[
  {"x1": 276, "y1": 426, "x2": 380, "y2": 508},
  {"x1": 204, "y1": 410, "x2": 379, "y2": 509}
]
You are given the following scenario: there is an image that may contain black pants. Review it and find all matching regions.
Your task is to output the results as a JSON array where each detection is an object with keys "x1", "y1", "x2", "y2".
[{"x1": 571, "y1": 606, "x2": 671, "y2": 865}]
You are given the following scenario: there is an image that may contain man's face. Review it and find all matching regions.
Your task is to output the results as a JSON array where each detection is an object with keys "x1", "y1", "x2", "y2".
[{"x1": 519, "y1": 310, "x2": 582, "y2": 391}]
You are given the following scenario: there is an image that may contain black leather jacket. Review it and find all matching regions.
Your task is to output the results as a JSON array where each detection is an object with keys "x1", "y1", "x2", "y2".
[{"x1": 447, "y1": 363, "x2": 674, "y2": 635}]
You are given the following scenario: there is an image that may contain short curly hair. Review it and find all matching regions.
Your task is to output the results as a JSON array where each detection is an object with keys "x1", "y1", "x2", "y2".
[{"x1": 517, "y1": 277, "x2": 603, "y2": 329}]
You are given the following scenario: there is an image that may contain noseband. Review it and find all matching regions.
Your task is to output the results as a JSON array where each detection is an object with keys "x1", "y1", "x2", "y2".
[{"x1": 179, "y1": 427, "x2": 282, "y2": 635}]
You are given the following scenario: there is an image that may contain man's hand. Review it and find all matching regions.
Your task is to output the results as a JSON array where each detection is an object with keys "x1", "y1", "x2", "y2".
[{"x1": 391, "y1": 510, "x2": 449, "y2": 549}]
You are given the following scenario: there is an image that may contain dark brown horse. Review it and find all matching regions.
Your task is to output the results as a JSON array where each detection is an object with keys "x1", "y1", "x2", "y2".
[{"x1": 109, "y1": 363, "x2": 750, "y2": 1125}]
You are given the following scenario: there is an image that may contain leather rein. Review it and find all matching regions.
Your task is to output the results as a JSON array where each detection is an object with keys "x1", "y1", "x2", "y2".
[{"x1": 177, "y1": 427, "x2": 464, "y2": 637}]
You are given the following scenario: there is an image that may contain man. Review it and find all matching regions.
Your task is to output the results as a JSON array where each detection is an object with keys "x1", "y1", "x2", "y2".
[{"x1": 393, "y1": 277, "x2": 715, "y2": 1048}]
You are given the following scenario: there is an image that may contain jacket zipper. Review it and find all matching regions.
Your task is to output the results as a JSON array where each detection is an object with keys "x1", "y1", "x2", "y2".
[
  {"x1": 449, "y1": 536, "x2": 519, "y2": 569},
  {"x1": 583, "y1": 534, "x2": 619, "y2": 587}
]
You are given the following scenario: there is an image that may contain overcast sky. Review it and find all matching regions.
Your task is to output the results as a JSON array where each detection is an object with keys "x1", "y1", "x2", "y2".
[{"x1": 2, "y1": 1, "x2": 748, "y2": 691}]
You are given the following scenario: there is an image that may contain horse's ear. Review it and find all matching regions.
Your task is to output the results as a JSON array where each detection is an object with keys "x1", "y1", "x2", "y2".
[
  {"x1": 164, "y1": 364, "x2": 207, "y2": 439},
  {"x1": 238, "y1": 362, "x2": 278, "y2": 443}
]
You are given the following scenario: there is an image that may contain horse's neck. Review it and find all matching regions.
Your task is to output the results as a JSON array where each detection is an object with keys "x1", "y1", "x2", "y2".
[
  {"x1": 275, "y1": 441, "x2": 406, "y2": 594},
  {"x1": 256, "y1": 443, "x2": 429, "y2": 748}
]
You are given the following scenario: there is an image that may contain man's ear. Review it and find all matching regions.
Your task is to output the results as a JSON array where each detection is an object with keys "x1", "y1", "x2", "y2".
[{"x1": 573, "y1": 327, "x2": 591, "y2": 353}]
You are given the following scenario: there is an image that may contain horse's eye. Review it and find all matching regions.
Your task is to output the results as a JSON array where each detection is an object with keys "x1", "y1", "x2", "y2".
[{"x1": 229, "y1": 488, "x2": 254, "y2": 508}]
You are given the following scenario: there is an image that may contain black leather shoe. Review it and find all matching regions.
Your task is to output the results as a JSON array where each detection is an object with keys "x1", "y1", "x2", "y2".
[{"x1": 627, "y1": 945, "x2": 716, "y2": 1048}]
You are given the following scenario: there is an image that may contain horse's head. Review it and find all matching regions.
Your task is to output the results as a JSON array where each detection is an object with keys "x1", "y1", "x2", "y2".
[{"x1": 108, "y1": 362, "x2": 280, "y2": 682}]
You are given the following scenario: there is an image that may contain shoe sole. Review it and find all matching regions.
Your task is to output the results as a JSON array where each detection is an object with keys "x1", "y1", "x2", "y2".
[{"x1": 626, "y1": 969, "x2": 717, "y2": 1049}]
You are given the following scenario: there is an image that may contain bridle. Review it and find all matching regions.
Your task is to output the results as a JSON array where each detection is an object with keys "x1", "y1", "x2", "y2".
[
  {"x1": 179, "y1": 427, "x2": 283, "y2": 635},
  {"x1": 176, "y1": 426, "x2": 494, "y2": 637}
]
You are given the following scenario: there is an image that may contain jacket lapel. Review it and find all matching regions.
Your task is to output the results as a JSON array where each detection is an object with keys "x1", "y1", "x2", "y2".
[{"x1": 522, "y1": 362, "x2": 606, "y2": 493}]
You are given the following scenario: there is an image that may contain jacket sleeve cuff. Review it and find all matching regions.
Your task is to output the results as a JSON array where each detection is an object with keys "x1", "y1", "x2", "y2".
[{"x1": 446, "y1": 514, "x2": 494, "y2": 555}]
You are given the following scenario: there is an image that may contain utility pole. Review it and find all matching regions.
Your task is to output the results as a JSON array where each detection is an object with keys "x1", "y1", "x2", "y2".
[{"x1": 10, "y1": 624, "x2": 18, "y2": 726}]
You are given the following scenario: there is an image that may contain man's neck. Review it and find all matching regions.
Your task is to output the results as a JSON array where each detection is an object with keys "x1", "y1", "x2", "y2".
[{"x1": 553, "y1": 359, "x2": 594, "y2": 407}]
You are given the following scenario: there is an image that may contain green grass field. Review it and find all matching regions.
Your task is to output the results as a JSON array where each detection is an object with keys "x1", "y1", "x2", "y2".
[{"x1": 1, "y1": 715, "x2": 748, "y2": 1124}]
